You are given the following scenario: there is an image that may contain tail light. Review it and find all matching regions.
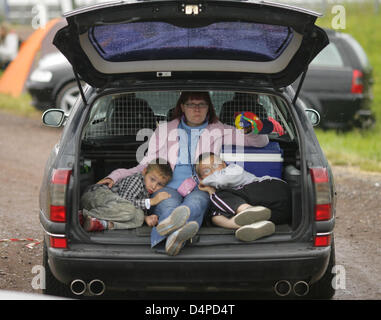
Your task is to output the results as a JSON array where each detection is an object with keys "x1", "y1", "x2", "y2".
[
  {"x1": 310, "y1": 167, "x2": 333, "y2": 247},
  {"x1": 49, "y1": 169, "x2": 71, "y2": 222},
  {"x1": 314, "y1": 233, "x2": 332, "y2": 247},
  {"x1": 48, "y1": 169, "x2": 71, "y2": 249},
  {"x1": 310, "y1": 167, "x2": 332, "y2": 222},
  {"x1": 351, "y1": 69, "x2": 364, "y2": 94},
  {"x1": 50, "y1": 236, "x2": 68, "y2": 249}
]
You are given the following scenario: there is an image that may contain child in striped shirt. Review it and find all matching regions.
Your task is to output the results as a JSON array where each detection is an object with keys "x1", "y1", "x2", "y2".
[{"x1": 81, "y1": 159, "x2": 172, "y2": 232}]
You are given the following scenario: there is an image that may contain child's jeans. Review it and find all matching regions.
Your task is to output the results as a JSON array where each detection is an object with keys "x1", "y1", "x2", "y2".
[
  {"x1": 150, "y1": 186, "x2": 210, "y2": 248},
  {"x1": 81, "y1": 185, "x2": 145, "y2": 229}
]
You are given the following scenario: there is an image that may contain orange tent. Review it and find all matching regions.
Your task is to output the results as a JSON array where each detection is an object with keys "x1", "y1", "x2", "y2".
[{"x1": 0, "y1": 18, "x2": 62, "y2": 97}]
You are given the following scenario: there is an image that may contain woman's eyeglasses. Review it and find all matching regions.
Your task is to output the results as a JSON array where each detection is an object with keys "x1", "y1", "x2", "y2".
[{"x1": 184, "y1": 102, "x2": 209, "y2": 109}]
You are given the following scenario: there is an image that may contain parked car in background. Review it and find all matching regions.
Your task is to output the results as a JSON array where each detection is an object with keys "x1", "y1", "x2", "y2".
[
  {"x1": 295, "y1": 28, "x2": 374, "y2": 130},
  {"x1": 26, "y1": 51, "x2": 83, "y2": 113},
  {"x1": 39, "y1": 0, "x2": 336, "y2": 299}
]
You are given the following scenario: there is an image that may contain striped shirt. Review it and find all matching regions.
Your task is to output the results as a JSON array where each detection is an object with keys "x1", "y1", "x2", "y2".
[{"x1": 111, "y1": 173, "x2": 150, "y2": 213}]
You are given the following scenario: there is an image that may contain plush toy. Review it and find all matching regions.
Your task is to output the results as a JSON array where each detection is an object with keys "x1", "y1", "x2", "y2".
[{"x1": 235, "y1": 111, "x2": 263, "y2": 134}]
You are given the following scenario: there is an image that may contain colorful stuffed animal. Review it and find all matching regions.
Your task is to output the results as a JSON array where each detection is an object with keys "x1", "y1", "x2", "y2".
[{"x1": 235, "y1": 111, "x2": 263, "y2": 134}]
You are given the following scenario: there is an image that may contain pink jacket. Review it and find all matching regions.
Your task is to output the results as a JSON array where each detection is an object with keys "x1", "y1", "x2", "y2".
[{"x1": 107, "y1": 119, "x2": 269, "y2": 183}]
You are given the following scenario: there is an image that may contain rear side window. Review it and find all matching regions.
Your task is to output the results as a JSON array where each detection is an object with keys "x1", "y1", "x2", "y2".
[{"x1": 310, "y1": 42, "x2": 344, "y2": 67}]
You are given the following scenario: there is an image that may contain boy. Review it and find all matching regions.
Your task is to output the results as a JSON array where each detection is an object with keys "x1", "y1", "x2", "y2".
[
  {"x1": 81, "y1": 158, "x2": 172, "y2": 232},
  {"x1": 196, "y1": 152, "x2": 291, "y2": 242}
]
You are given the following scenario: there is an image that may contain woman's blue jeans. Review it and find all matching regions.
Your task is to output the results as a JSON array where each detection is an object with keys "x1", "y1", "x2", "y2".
[{"x1": 150, "y1": 186, "x2": 210, "y2": 248}]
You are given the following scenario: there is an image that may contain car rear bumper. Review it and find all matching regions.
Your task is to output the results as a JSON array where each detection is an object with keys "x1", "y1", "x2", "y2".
[
  {"x1": 47, "y1": 241, "x2": 332, "y2": 292},
  {"x1": 304, "y1": 91, "x2": 373, "y2": 128}
]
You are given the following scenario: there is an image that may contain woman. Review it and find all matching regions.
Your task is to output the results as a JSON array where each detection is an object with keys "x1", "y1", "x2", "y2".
[
  {"x1": 0, "y1": 23, "x2": 19, "y2": 69},
  {"x1": 99, "y1": 91, "x2": 269, "y2": 255}
]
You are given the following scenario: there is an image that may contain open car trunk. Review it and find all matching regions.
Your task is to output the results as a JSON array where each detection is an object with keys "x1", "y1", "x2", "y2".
[{"x1": 76, "y1": 90, "x2": 304, "y2": 247}]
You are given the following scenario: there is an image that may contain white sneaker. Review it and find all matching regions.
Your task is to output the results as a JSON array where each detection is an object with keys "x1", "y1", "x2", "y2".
[
  {"x1": 232, "y1": 206, "x2": 271, "y2": 226},
  {"x1": 156, "y1": 206, "x2": 190, "y2": 236},
  {"x1": 235, "y1": 221, "x2": 275, "y2": 242},
  {"x1": 165, "y1": 221, "x2": 199, "y2": 256}
]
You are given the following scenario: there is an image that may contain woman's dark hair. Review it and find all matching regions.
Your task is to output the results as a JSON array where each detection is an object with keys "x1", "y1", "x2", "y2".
[{"x1": 171, "y1": 91, "x2": 219, "y2": 124}]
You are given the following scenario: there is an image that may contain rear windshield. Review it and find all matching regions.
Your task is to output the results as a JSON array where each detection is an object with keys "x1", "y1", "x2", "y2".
[
  {"x1": 89, "y1": 22, "x2": 293, "y2": 62},
  {"x1": 82, "y1": 91, "x2": 294, "y2": 140}
]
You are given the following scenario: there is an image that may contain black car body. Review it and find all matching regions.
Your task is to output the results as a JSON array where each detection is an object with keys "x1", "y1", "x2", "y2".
[
  {"x1": 39, "y1": 0, "x2": 336, "y2": 299},
  {"x1": 26, "y1": 52, "x2": 83, "y2": 113},
  {"x1": 295, "y1": 28, "x2": 374, "y2": 129}
]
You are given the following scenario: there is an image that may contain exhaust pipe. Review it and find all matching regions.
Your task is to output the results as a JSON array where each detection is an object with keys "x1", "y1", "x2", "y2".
[
  {"x1": 274, "y1": 280, "x2": 292, "y2": 297},
  {"x1": 70, "y1": 279, "x2": 87, "y2": 296},
  {"x1": 293, "y1": 281, "x2": 309, "y2": 297},
  {"x1": 88, "y1": 279, "x2": 106, "y2": 296}
]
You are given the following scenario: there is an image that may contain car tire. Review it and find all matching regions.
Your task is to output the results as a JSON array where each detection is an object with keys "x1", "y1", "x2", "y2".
[
  {"x1": 55, "y1": 81, "x2": 83, "y2": 114},
  {"x1": 42, "y1": 240, "x2": 72, "y2": 298},
  {"x1": 307, "y1": 238, "x2": 336, "y2": 300},
  {"x1": 353, "y1": 114, "x2": 376, "y2": 130}
]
